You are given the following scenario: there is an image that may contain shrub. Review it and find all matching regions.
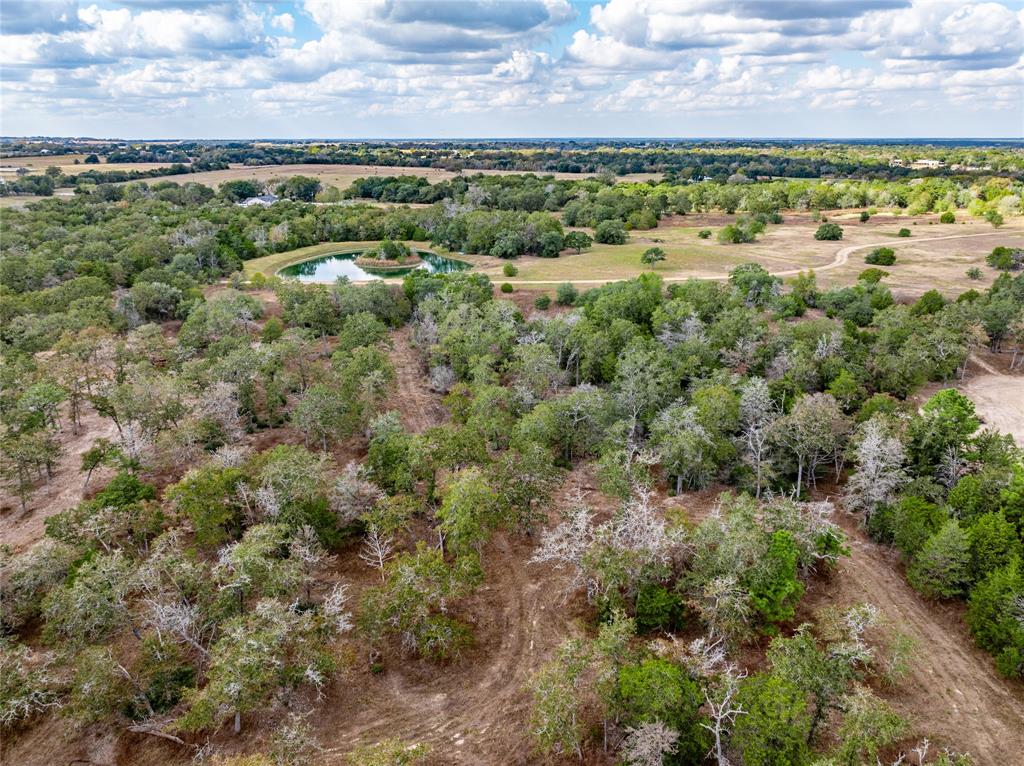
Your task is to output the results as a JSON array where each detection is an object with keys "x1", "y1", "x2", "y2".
[
  {"x1": 500, "y1": 283, "x2": 513, "y2": 294},
  {"x1": 718, "y1": 217, "x2": 765, "y2": 244},
  {"x1": 940, "y1": 211, "x2": 956, "y2": 224},
  {"x1": 697, "y1": 229, "x2": 712, "y2": 239},
  {"x1": 865, "y1": 247, "x2": 896, "y2": 266},
  {"x1": 633, "y1": 583, "x2": 685, "y2": 633},
  {"x1": 966, "y1": 267, "x2": 983, "y2": 280},
  {"x1": 594, "y1": 220, "x2": 628, "y2": 245},
  {"x1": 814, "y1": 223, "x2": 844, "y2": 241},
  {"x1": 858, "y1": 268, "x2": 889, "y2": 284},
  {"x1": 555, "y1": 282, "x2": 578, "y2": 306},
  {"x1": 860, "y1": 211, "x2": 870, "y2": 222},
  {"x1": 502, "y1": 263, "x2": 518, "y2": 277},
  {"x1": 534, "y1": 294, "x2": 551, "y2": 310},
  {"x1": 986, "y1": 246, "x2": 1024, "y2": 271},
  {"x1": 897, "y1": 228, "x2": 911, "y2": 237}
]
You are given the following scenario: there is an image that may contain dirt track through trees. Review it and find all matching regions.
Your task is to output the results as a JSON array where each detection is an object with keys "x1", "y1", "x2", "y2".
[{"x1": 813, "y1": 517, "x2": 1024, "y2": 764}]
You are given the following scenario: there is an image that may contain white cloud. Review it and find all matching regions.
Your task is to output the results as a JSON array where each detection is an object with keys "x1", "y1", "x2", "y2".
[{"x1": 0, "y1": 0, "x2": 1020, "y2": 137}]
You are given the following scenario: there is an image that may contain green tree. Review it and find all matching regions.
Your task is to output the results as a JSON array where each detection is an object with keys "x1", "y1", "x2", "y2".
[
  {"x1": 731, "y1": 673, "x2": 811, "y2": 766},
  {"x1": 965, "y1": 556, "x2": 1024, "y2": 678},
  {"x1": 746, "y1": 531, "x2": 804, "y2": 631},
  {"x1": 595, "y1": 219, "x2": 628, "y2": 245},
  {"x1": 641, "y1": 247, "x2": 666, "y2": 268},
  {"x1": 967, "y1": 512, "x2": 1018, "y2": 581},
  {"x1": 831, "y1": 686, "x2": 906, "y2": 766},
  {"x1": 615, "y1": 658, "x2": 708, "y2": 764},
  {"x1": 907, "y1": 520, "x2": 971, "y2": 599},
  {"x1": 814, "y1": 223, "x2": 843, "y2": 241},
  {"x1": 527, "y1": 639, "x2": 591, "y2": 759},
  {"x1": 564, "y1": 231, "x2": 593, "y2": 253}
]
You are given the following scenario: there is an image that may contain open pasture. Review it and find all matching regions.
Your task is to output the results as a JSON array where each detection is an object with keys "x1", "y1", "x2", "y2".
[{"x1": 132, "y1": 162, "x2": 661, "y2": 191}]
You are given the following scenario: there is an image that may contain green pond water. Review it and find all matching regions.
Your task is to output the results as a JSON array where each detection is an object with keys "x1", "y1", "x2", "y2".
[{"x1": 278, "y1": 250, "x2": 470, "y2": 282}]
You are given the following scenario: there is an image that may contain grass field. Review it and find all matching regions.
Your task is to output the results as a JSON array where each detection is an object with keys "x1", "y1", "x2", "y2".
[
  {"x1": 247, "y1": 215, "x2": 1024, "y2": 298},
  {"x1": 2, "y1": 154, "x2": 177, "y2": 175},
  {"x1": 112, "y1": 163, "x2": 661, "y2": 192}
]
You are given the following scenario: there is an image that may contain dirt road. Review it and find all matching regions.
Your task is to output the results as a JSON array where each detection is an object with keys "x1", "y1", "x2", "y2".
[
  {"x1": 961, "y1": 355, "x2": 1024, "y2": 444},
  {"x1": 814, "y1": 518, "x2": 1024, "y2": 764}
]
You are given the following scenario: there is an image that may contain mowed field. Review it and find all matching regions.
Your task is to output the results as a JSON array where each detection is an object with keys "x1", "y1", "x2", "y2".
[
  {"x1": 254, "y1": 213, "x2": 1023, "y2": 299},
  {"x1": 124, "y1": 162, "x2": 661, "y2": 191},
  {"x1": 2, "y1": 153, "x2": 177, "y2": 174}
]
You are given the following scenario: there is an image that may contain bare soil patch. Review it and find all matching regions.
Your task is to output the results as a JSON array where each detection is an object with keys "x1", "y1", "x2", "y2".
[
  {"x1": 806, "y1": 514, "x2": 1024, "y2": 765},
  {"x1": 0, "y1": 405, "x2": 118, "y2": 554}
]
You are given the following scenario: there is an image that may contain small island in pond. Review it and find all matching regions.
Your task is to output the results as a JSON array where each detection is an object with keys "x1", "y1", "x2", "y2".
[{"x1": 354, "y1": 239, "x2": 422, "y2": 271}]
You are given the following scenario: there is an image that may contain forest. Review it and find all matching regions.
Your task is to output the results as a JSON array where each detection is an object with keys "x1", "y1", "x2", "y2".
[{"x1": 1, "y1": 160, "x2": 1023, "y2": 766}]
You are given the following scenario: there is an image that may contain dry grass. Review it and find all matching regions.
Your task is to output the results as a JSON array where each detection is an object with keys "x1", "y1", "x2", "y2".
[
  {"x1": 2, "y1": 154, "x2": 177, "y2": 175},
  {"x1": 116, "y1": 163, "x2": 661, "y2": 192}
]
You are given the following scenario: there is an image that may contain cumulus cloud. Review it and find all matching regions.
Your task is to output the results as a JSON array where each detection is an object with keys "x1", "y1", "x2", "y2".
[{"x1": 0, "y1": 0, "x2": 1020, "y2": 136}]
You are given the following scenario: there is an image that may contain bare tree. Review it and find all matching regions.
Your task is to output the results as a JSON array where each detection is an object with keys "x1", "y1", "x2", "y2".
[
  {"x1": 738, "y1": 377, "x2": 778, "y2": 498},
  {"x1": 621, "y1": 721, "x2": 679, "y2": 766},
  {"x1": 359, "y1": 524, "x2": 395, "y2": 582},
  {"x1": 701, "y1": 664, "x2": 747, "y2": 766},
  {"x1": 844, "y1": 417, "x2": 907, "y2": 521}
]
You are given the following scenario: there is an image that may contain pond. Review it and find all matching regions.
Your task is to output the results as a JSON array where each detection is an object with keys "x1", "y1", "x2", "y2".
[{"x1": 278, "y1": 250, "x2": 471, "y2": 282}]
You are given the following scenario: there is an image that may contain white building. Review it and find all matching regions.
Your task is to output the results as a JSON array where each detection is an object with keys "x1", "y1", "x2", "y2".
[{"x1": 237, "y1": 194, "x2": 279, "y2": 207}]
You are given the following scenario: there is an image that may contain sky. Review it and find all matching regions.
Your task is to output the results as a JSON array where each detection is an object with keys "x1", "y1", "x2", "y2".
[{"x1": 1, "y1": 0, "x2": 1022, "y2": 139}]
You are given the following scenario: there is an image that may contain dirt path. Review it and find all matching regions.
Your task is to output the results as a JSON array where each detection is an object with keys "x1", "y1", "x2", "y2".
[
  {"x1": 385, "y1": 326, "x2": 447, "y2": 433},
  {"x1": 501, "y1": 230, "x2": 1015, "y2": 285},
  {"x1": 814, "y1": 519, "x2": 1024, "y2": 763},
  {"x1": 956, "y1": 352, "x2": 1024, "y2": 444},
  {"x1": 0, "y1": 406, "x2": 118, "y2": 553},
  {"x1": 312, "y1": 532, "x2": 586, "y2": 765}
]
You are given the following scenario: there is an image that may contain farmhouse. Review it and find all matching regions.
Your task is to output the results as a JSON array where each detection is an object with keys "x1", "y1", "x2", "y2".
[{"x1": 237, "y1": 193, "x2": 279, "y2": 207}]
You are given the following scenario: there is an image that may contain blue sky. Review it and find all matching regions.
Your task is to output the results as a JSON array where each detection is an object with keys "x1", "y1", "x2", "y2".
[{"x1": 1, "y1": 1, "x2": 1022, "y2": 139}]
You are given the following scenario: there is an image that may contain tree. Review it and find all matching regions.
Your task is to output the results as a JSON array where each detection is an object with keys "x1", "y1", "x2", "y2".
[
  {"x1": 844, "y1": 417, "x2": 907, "y2": 523},
  {"x1": 739, "y1": 377, "x2": 779, "y2": 499},
  {"x1": 595, "y1": 220, "x2": 628, "y2": 244},
  {"x1": 746, "y1": 531, "x2": 804, "y2": 630},
  {"x1": 767, "y1": 625, "x2": 857, "y2": 742},
  {"x1": 907, "y1": 389, "x2": 979, "y2": 472},
  {"x1": 814, "y1": 223, "x2": 843, "y2": 241},
  {"x1": 966, "y1": 512, "x2": 1017, "y2": 581},
  {"x1": 564, "y1": 231, "x2": 593, "y2": 253},
  {"x1": 775, "y1": 393, "x2": 849, "y2": 494},
  {"x1": 729, "y1": 263, "x2": 781, "y2": 308},
  {"x1": 641, "y1": 247, "x2": 666, "y2": 268},
  {"x1": 358, "y1": 543, "x2": 478, "y2": 660},
  {"x1": 730, "y1": 673, "x2": 811, "y2": 766},
  {"x1": 556, "y1": 282, "x2": 579, "y2": 306},
  {"x1": 436, "y1": 467, "x2": 499, "y2": 557},
  {"x1": 527, "y1": 639, "x2": 591, "y2": 759},
  {"x1": 276, "y1": 175, "x2": 321, "y2": 202},
  {"x1": 0, "y1": 640, "x2": 61, "y2": 727},
  {"x1": 621, "y1": 721, "x2": 679, "y2": 766},
  {"x1": 42, "y1": 550, "x2": 135, "y2": 645},
  {"x1": 865, "y1": 247, "x2": 895, "y2": 266},
  {"x1": 831, "y1": 686, "x2": 906, "y2": 766},
  {"x1": 908, "y1": 520, "x2": 971, "y2": 599},
  {"x1": 965, "y1": 556, "x2": 1024, "y2": 678},
  {"x1": 615, "y1": 658, "x2": 708, "y2": 763},
  {"x1": 179, "y1": 597, "x2": 345, "y2": 733}
]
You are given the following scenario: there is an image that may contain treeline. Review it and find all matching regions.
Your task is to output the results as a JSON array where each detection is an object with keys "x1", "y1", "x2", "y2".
[{"x1": 343, "y1": 172, "x2": 1023, "y2": 225}]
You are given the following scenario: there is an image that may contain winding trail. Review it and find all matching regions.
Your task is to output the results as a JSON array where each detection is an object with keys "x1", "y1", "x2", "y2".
[{"x1": 502, "y1": 230, "x2": 1014, "y2": 285}]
